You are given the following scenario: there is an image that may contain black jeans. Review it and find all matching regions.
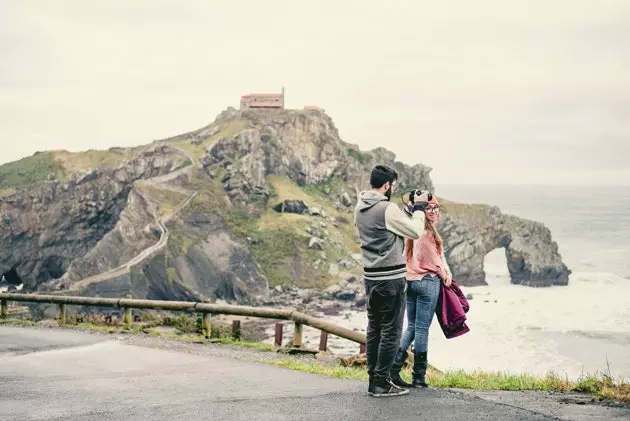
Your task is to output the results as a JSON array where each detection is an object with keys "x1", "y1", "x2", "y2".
[{"x1": 364, "y1": 277, "x2": 406, "y2": 386}]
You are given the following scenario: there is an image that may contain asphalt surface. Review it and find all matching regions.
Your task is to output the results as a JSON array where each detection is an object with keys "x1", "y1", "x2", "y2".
[{"x1": 0, "y1": 327, "x2": 628, "y2": 421}]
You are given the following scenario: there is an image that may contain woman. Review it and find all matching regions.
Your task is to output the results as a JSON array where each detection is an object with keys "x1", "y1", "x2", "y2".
[{"x1": 390, "y1": 195, "x2": 452, "y2": 388}]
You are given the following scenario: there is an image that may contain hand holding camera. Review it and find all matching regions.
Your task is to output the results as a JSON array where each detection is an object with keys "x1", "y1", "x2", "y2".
[{"x1": 409, "y1": 189, "x2": 432, "y2": 211}]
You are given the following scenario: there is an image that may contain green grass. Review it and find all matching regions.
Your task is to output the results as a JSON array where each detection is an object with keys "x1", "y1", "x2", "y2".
[
  {"x1": 170, "y1": 119, "x2": 253, "y2": 159},
  {"x1": 265, "y1": 359, "x2": 370, "y2": 381},
  {"x1": 137, "y1": 182, "x2": 189, "y2": 217},
  {"x1": 215, "y1": 337, "x2": 277, "y2": 352},
  {"x1": 0, "y1": 315, "x2": 277, "y2": 352},
  {"x1": 0, "y1": 317, "x2": 37, "y2": 327},
  {"x1": 262, "y1": 360, "x2": 630, "y2": 403},
  {"x1": 0, "y1": 152, "x2": 62, "y2": 189}
]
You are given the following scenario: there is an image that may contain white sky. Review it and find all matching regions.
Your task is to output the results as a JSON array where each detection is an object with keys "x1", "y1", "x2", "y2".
[{"x1": 1, "y1": 0, "x2": 629, "y2": 185}]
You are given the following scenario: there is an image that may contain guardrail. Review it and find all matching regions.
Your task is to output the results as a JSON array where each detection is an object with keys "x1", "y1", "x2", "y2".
[{"x1": 0, "y1": 293, "x2": 366, "y2": 353}]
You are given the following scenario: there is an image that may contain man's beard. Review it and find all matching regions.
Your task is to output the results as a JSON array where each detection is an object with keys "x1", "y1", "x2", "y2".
[{"x1": 385, "y1": 186, "x2": 392, "y2": 201}]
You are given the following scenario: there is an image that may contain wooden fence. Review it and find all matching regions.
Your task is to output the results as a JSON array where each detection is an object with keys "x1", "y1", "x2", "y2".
[{"x1": 0, "y1": 293, "x2": 366, "y2": 353}]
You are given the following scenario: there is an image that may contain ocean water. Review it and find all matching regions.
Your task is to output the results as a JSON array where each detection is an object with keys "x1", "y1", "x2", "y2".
[{"x1": 279, "y1": 185, "x2": 630, "y2": 381}]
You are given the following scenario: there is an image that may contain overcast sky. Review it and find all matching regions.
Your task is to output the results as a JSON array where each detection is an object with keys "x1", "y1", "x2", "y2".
[{"x1": 1, "y1": 0, "x2": 629, "y2": 186}]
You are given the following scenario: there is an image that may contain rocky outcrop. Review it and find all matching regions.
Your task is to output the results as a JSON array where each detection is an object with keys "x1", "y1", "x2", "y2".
[
  {"x1": 205, "y1": 108, "x2": 433, "y2": 212},
  {"x1": 164, "y1": 212, "x2": 269, "y2": 304},
  {"x1": 439, "y1": 201, "x2": 570, "y2": 287},
  {"x1": 274, "y1": 200, "x2": 309, "y2": 214},
  {"x1": 0, "y1": 145, "x2": 187, "y2": 290}
]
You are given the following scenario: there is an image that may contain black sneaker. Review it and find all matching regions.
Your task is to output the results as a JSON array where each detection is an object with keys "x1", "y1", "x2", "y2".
[{"x1": 372, "y1": 379, "x2": 409, "y2": 398}]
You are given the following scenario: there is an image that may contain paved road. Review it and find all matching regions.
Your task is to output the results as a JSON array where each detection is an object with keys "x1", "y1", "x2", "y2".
[{"x1": 0, "y1": 327, "x2": 627, "y2": 421}]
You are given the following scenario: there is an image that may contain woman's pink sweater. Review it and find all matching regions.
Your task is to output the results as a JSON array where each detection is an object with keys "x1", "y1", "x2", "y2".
[{"x1": 405, "y1": 229, "x2": 452, "y2": 281}]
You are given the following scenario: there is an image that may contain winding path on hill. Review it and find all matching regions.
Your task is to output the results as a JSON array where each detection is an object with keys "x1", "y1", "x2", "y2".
[{"x1": 65, "y1": 146, "x2": 200, "y2": 292}]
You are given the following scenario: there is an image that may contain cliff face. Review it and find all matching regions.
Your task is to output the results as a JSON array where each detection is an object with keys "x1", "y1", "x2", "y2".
[
  {"x1": 0, "y1": 107, "x2": 571, "y2": 306},
  {"x1": 0, "y1": 145, "x2": 186, "y2": 289}
]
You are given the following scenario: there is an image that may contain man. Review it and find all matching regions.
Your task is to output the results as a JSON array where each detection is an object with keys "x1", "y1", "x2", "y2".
[{"x1": 354, "y1": 165, "x2": 429, "y2": 398}]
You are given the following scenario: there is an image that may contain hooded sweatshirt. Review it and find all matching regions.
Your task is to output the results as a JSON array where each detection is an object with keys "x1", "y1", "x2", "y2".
[{"x1": 354, "y1": 191, "x2": 426, "y2": 281}]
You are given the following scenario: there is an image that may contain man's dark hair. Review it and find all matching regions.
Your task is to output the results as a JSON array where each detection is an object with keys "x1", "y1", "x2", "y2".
[{"x1": 370, "y1": 165, "x2": 398, "y2": 189}]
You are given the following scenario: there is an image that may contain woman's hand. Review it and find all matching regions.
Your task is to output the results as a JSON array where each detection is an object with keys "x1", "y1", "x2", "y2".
[{"x1": 443, "y1": 274, "x2": 452, "y2": 288}]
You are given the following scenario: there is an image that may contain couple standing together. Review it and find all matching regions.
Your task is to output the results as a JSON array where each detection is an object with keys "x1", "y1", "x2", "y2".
[{"x1": 354, "y1": 165, "x2": 452, "y2": 397}]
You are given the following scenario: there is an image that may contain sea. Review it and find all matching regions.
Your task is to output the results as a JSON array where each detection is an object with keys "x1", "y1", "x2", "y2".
[{"x1": 273, "y1": 184, "x2": 630, "y2": 381}]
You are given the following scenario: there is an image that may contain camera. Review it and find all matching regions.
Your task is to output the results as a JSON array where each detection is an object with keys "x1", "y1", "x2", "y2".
[{"x1": 408, "y1": 189, "x2": 433, "y2": 203}]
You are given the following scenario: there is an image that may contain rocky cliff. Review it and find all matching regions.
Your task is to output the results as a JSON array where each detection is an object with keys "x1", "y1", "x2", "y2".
[
  {"x1": 0, "y1": 107, "x2": 571, "y2": 307},
  {"x1": 439, "y1": 201, "x2": 570, "y2": 287}
]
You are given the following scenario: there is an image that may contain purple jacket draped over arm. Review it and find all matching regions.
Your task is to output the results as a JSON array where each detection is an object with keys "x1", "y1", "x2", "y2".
[{"x1": 435, "y1": 279, "x2": 470, "y2": 339}]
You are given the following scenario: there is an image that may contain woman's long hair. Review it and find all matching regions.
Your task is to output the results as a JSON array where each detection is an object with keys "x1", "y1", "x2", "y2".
[{"x1": 405, "y1": 218, "x2": 443, "y2": 261}]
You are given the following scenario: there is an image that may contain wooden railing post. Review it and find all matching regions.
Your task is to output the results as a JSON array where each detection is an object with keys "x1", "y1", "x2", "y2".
[
  {"x1": 293, "y1": 322, "x2": 303, "y2": 348},
  {"x1": 232, "y1": 320, "x2": 241, "y2": 340},
  {"x1": 0, "y1": 299, "x2": 7, "y2": 319},
  {"x1": 274, "y1": 322, "x2": 283, "y2": 347},
  {"x1": 57, "y1": 303, "x2": 66, "y2": 324},
  {"x1": 202, "y1": 300, "x2": 212, "y2": 339},
  {"x1": 319, "y1": 331, "x2": 328, "y2": 352},
  {"x1": 123, "y1": 295, "x2": 132, "y2": 329}
]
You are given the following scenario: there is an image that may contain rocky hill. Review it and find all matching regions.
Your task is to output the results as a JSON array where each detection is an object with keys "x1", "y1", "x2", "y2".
[{"x1": 0, "y1": 107, "x2": 570, "y2": 307}]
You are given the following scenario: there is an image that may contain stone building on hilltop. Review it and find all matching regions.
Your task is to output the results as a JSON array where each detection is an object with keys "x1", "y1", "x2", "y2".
[
  {"x1": 239, "y1": 87, "x2": 324, "y2": 112},
  {"x1": 240, "y1": 87, "x2": 285, "y2": 110}
]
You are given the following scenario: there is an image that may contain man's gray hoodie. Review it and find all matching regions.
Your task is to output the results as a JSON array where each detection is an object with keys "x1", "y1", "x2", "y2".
[{"x1": 353, "y1": 191, "x2": 426, "y2": 281}]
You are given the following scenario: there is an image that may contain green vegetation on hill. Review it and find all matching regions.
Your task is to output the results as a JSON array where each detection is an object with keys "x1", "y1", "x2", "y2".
[
  {"x1": 170, "y1": 119, "x2": 253, "y2": 159},
  {"x1": 0, "y1": 152, "x2": 62, "y2": 189},
  {"x1": 52, "y1": 147, "x2": 146, "y2": 174},
  {"x1": 0, "y1": 144, "x2": 188, "y2": 193},
  {"x1": 168, "y1": 169, "x2": 360, "y2": 289},
  {"x1": 136, "y1": 181, "x2": 190, "y2": 217}
]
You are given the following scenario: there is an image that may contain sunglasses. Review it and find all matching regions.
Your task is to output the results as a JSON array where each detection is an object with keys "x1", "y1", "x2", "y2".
[{"x1": 426, "y1": 206, "x2": 440, "y2": 213}]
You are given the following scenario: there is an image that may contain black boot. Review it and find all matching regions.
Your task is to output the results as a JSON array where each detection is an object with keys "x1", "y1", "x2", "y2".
[
  {"x1": 390, "y1": 348, "x2": 413, "y2": 388},
  {"x1": 412, "y1": 352, "x2": 429, "y2": 388}
]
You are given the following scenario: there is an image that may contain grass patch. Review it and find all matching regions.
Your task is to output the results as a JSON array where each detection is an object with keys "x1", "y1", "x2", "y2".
[
  {"x1": 1, "y1": 315, "x2": 277, "y2": 352},
  {"x1": 262, "y1": 359, "x2": 630, "y2": 403},
  {"x1": 0, "y1": 152, "x2": 62, "y2": 189},
  {"x1": 0, "y1": 317, "x2": 38, "y2": 327},
  {"x1": 215, "y1": 337, "x2": 277, "y2": 352},
  {"x1": 170, "y1": 119, "x2": 253, "y2": 159},
  {"x1": 267, "y1": 175, "x2": 313, "y2": 203},
  {"x1": 52, "y1": 147, "x2": 144, "y2": 174},
  {"x1": 137, "y1": 182, "x2": 189, "y2": 217},
  {"x1": 265, "y1": 359, "x2": 369, "y2": 381}
]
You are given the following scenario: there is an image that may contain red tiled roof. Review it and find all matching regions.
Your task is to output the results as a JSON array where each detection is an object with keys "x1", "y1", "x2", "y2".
[{"x1": 241, "y1": 93, "x2": 282, "y2": 99}]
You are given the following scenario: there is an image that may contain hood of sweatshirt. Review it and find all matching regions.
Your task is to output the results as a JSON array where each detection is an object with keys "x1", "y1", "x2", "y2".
[{"x1": 356, "y1": 190, "x2": 389, "y2": 213}]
